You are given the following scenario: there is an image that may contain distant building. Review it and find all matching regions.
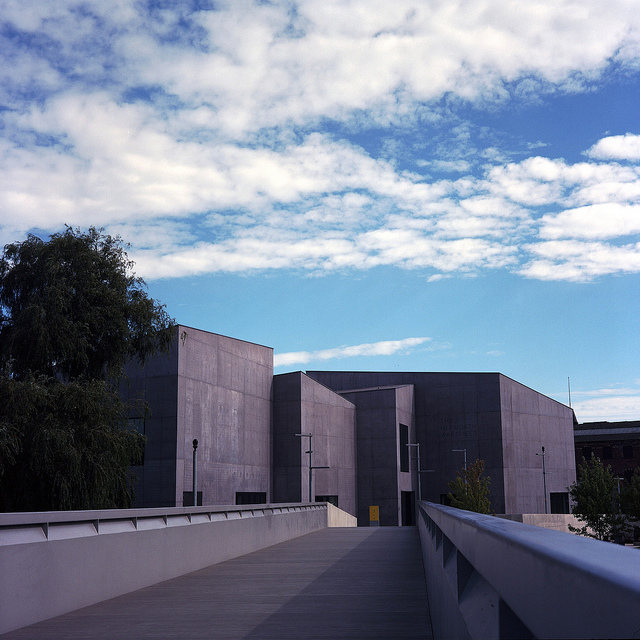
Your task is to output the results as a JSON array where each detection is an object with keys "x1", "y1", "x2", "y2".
[
  {"x1": 123, "y1": 326, "x2": 576, "y2": 525},
  {"x1": 574, "y1": 421, "x2": 640, "y2": 482}
]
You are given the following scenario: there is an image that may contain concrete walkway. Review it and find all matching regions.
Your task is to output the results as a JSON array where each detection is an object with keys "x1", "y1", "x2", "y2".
[{"x1": 3, "y1": 527, "x2": 433, "y2": 639}]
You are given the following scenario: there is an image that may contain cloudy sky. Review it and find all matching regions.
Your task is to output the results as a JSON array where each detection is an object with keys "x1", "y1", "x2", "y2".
[{"x1": 2, "y1": 0, "x2": 640, "y2": 421}]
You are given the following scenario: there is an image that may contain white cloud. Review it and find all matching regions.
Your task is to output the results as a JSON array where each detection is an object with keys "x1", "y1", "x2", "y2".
[
  {"x1": 1, "y1": 2, "x2": 640, "y2": 283},
  {"x1": 274, "y1": 337, "x2": 433, "y2": 368},
  {"x1": 519, "y1": 240, "x2": 640, "y2": 281},
  {"x1": 587, "y1": 133, "x2": 640, "y2": 161},
  {"x1": 539, "y1": 204, "x2": 640, "y2": 240},
  {"x1": 569, "y1": 387, "x2": 640, "y2": 422}
]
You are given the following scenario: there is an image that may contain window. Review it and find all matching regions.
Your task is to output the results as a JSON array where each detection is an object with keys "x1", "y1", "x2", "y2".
[
  {"x1": 315, "y1": 495, "x2": 338, "y2": 507},
  {"x1": 581, "y1": 447, "x2": 592, "y2": 459},
  {"x1": 440, "y1": 494, "x2": 451, "y2": 506},
  {"x1": 623, "y1": 445, "x2": 634, "y2": 459},
  {"x1": 399, "y1": 424, "x2": 409, "y2": 473},
  {"x1": 183, "y1": 491, "x2": 202, "y2": 506},
  {"x1": 602, "y1": 446, "x2": 613, "y2": 459},
  {"x1": 235, "y1": 492, "x2": 267, "y2": 505},
  {"x1": 550, "y1": 492, "x2": 569, "y2": 514}
]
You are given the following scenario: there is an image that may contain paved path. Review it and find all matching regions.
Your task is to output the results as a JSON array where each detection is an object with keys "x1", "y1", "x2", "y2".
[{"x1": 3, "y1": 527, "x2": 433, "y2": 639}]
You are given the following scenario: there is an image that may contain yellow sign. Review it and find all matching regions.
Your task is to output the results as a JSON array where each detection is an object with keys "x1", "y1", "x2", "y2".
[{"x1": 369, "y1": 505, "x2": 379, "y2": 522}]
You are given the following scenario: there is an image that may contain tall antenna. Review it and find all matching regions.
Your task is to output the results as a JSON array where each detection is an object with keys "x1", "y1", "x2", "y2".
[{"x1": 568, "y1": 377, "x2": 572, "y2": 408}]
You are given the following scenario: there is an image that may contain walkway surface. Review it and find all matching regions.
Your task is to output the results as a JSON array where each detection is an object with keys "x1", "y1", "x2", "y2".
[{"x1": 3, "y1": 527, "x2": 433, "y2": 639}]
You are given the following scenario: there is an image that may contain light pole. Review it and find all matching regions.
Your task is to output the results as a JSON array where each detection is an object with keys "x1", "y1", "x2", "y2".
[
  {"x1": 452, "y1": 448, "x2": 467, "y2": 494},
  {"x1": 536, "y1": 446, "x2": 547, "y2": 514},
  {"x1": 295, "y1": 433, "x2": 329, "y2": 503},
  {"x1": 452, "y1": 448, "x2": 467, "y2": 472},
  {"x1": 192, "y1": 439, "x2": 198, "y2": 507},
  {"x1": 407, "y1": 443, "x2": 422, "y2": 501}
]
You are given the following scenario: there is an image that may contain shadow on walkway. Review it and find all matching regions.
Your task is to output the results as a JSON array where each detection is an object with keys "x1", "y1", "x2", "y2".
[{"x1": 2, "y1": 527, "x2": 432, "y2": 639}]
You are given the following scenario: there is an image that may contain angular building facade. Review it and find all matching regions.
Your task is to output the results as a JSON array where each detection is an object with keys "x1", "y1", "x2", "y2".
[{"x1": 123, "y1": 326, "x2": 576, "y2": 525}]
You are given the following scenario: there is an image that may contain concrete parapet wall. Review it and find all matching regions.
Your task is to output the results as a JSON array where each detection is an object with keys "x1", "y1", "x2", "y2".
[
  {"x1": 326, "y1": 502, "x2": 358, "y2": 527},
  {"x1": 418, "y1": 501, "x2": 640, "y2": 639},
  {"x1": 496, "y1": 513, "x2": 588, "y2": 534},
  {"x1": 0, "y1": 503, "x2": 333, "y2": 635}
]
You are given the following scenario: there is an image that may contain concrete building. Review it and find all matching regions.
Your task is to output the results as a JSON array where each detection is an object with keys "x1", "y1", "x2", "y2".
[
  {"x1": 124, "y1": 326, "x2": 273, "y2": 508},
  {"x1": 123, "y1": 326, "x2": 576, "y2": 524},
  {"x1": 308, "y1": 371, "x2": 576, "y2": 517}
]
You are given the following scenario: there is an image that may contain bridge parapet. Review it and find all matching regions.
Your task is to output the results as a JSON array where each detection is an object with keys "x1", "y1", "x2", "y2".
[
  {"x1": 418, "y1": 502, "x2": 640, "y2": 640},
  {"x1": 0, "y1": 502, "x2": 351, "y2": 635}
]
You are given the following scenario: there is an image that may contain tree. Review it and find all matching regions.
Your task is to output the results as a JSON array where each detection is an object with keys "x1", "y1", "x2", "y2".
[
  {"x1": 0, "y1": 227, "x2": 175, "y2": 511},
  {"x1": 568, "y1": 455, "x2": 626, "y2": 541},
  {"x1": 0, "y1": 226, "x2": 174, "y2": 382},
  {"x1": 621, "y1": 470, "x2": 640, "y2": 522},
  {"x1": 447, "y1": 458, "x2": 491, "y2": 514}
]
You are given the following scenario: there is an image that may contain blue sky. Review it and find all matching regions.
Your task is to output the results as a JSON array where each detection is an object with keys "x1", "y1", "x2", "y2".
[{"x1": 1, "y1": 1, "x2": 640, "y2": 421}]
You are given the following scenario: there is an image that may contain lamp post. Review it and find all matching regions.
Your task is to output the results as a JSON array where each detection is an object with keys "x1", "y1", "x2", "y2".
[
  {"x1": 452, "y1": 448, "x2": 467, "y2": 472},
  {"x1": 536, "y1": 446, "x2": 547, "y2": 514},
  {"x1": 192, "y1": 439, "x2": 198, "y2": 507},
  {"x1": 295, "y1": 433, "x2": 329, "y2": 503},
  {"x1": 407, "y1": 443, "x2": 422, "y2": 502}
]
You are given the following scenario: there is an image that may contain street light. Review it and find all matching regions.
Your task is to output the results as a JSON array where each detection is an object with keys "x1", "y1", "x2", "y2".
[
  {"x1": 452, "y1": 448, "x2": 467, "y2": 472},
  {"x1": 192, "y1": 439, "x2": 198, "y2": 507},
  {"x1": 295, "y1": 433, "x2": 330, "y2": 503},
  {"x1": 536, "y1": 446, "x2": 548, "y2": 514}
]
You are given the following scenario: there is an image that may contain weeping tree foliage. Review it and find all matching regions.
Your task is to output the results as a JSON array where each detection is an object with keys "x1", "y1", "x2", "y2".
[
  {"x1": 0, "y1": 227, "x2": 175, "y2": 511},
  {"x1": 447, "y1": 458, "x2": 491, "y2": 514},
  {"x1": 568, "y1": 455, "x2": 626, "y2": 541}
]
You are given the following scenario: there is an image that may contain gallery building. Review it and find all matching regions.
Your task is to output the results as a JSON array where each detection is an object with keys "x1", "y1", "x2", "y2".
[{"x1": 124, "y1": 326, "x2": 576, "y2": 526}]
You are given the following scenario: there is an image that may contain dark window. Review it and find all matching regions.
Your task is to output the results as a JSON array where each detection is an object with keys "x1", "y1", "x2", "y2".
[
  {"x1": 550, "y1": 492, "x2": 569, "y2": 514},
  {"x1": 602, "y1": 446, "x2": 613, "y2": 459},
  {"x1": 183, "y1": 491, "x2": 202, "y2": 506},
  {"x1": 624, "y1": 468, "x2": 634, "y2": 483},
  {"x1": 440, "y1": 494, "x2": 451, "y2": 506},
  {"x1": 315, "y1": 495, "x2": 338, "y2": 507},
  {"x1": 623, "y1": 445, "x2": 634, "y2": 459},
  {"x1": 235, "y1": 492, "x2": 267, "y2": 505},
  {"x1": 581, "y1": 447, "x2": 592, "y2": 459},
  {"x1": 401, "y1": 491, "x2": 415, "y2": 526},
  {"x1": 400, "y1": 424, "x2": 409, "y2": 473}
]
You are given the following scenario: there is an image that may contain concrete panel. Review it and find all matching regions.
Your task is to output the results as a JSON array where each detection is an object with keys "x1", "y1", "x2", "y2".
[{"x1": 420, "y1": 502, "x2": 640, "y2": 639}]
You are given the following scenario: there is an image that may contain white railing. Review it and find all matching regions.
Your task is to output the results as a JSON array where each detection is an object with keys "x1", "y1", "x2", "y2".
[{"x1": 418, "y1": 501, "x2": 640, "y2": 640}]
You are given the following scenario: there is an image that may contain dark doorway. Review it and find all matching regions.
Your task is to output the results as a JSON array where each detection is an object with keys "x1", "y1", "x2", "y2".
[
  {"x1": 182, "y1": 491, "x2": 202, "y2": 506},
  {"x1": 235, "y1": 492, "x2": 267, "y2": 505},
  {"x1": 401, "y1": 491, "x2": 415, "y2": 526}
]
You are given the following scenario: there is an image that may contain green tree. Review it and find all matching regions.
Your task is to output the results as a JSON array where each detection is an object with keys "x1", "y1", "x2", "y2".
[
  {"x1": 621, "y1": 471, "x2": 640, "y2": 522},
  {"x1": 447, "y1": 458, "x2": 491, "y2": 514},
  {"x1": 0, "y1": 227, "x2": 174, "y2": 511},
  {"x1": 568, "y1": 455, "x2": 626, "y2": 540}
]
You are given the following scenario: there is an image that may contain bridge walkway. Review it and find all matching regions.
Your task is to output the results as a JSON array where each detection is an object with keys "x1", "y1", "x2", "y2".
[{"x1": 3, "y1": 526, "x2": 433, "y2": 639}]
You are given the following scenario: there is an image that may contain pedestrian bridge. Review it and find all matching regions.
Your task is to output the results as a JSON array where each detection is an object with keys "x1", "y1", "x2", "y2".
[{"x1": 1, "y1": 502, "x2": 640, "y2": 639}]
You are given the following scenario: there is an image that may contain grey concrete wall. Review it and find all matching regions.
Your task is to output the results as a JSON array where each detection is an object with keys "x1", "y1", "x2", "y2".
[
  {"x1": 176, "y1": 327, "x2": 273, "y2": 506},
  {"x1": 418, "y1": 501, "x2": 640, "y2": 639},
  {"x1": 0, "y1": 504, "x2": 334, "y2": 635},
  {"x1": 309, "y1": 372, "x2": 507, "y2": 512},
  {"x1": 272, "y1": 372, "x2": 303, "y2": 503},
  {"x1": 340, "y1": 386, "x2": 413, "y2": 526},
  {"x1": 499, "y1": 375, "x2": 576, "y2": 514},
  {"x1": 123, "y1": 335, "x2": 180, "y2": 507},
  {"x1": 273, "y1": 373, "x2": 357, "y2": 516}
]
